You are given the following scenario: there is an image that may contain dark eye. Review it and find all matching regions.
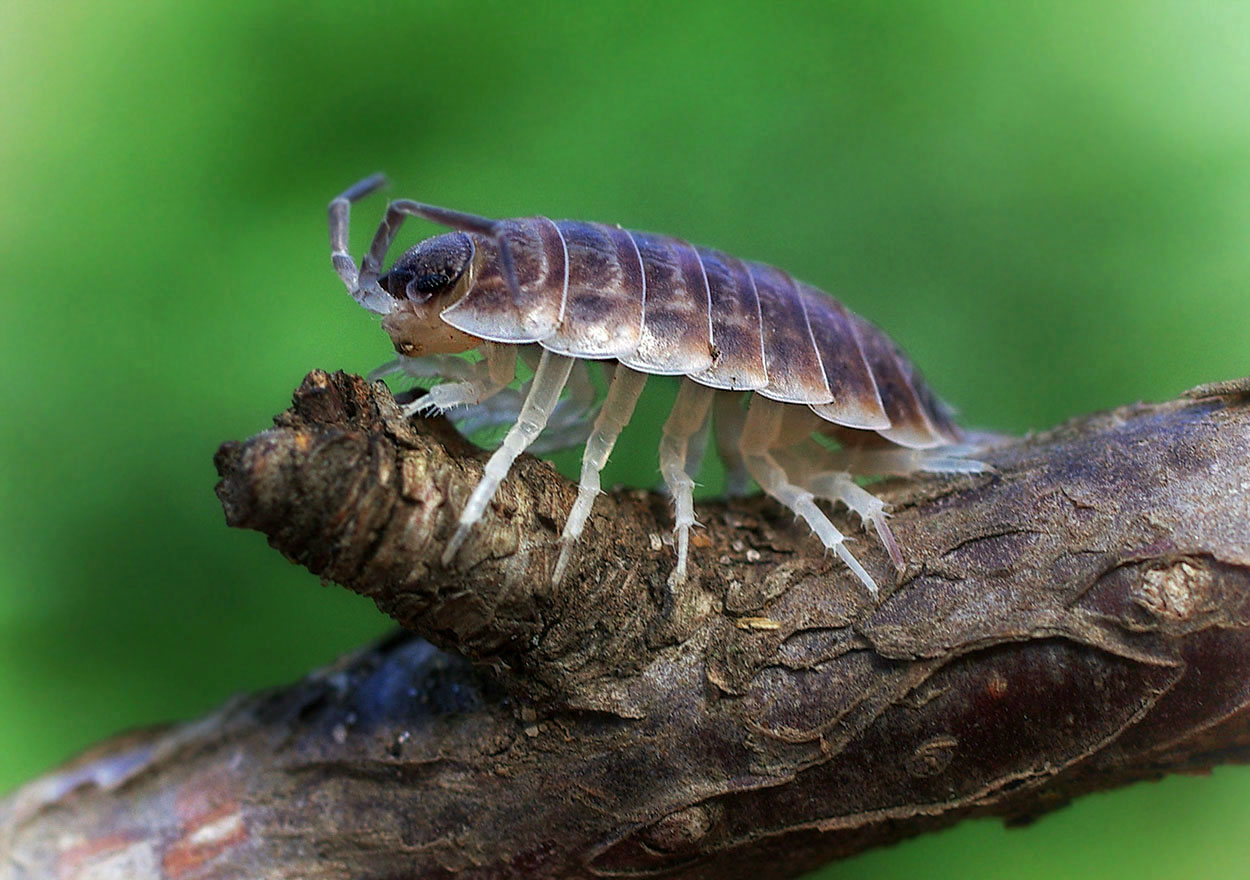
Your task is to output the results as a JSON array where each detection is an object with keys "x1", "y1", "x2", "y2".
[{"x1": 415, "y1": 272, "x2": 451, "y2": 292}]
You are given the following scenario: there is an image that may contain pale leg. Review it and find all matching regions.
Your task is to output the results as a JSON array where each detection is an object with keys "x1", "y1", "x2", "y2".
[
  {"x1": 772, "y1": 440, "x2": 905, "y2": 572},
  {"x1": 450, "y1": 390, "x2": 526, "y2": 437},
  {"x1": 660, "y1": 380, "x2": 716, "y2": 585},
  {"x1": 807, "y1": 472, "x2": 904, "y2": 571},
  {"x1": 682, "y1": 408, "x2": 713, "y2": 490},
  {"x1": 551, "y1": 366, "x2": 649, "y2": 585},
  {"x1": 713, "y1": 392, "x2": 751, "y2": 497},
  {"x1": 368, "y1": 354, "x2": 480, "y2": 385},
  {"x1": 442, "y1": 350, "x2": 576, "y2": 565},
  {"x1": 532, "y1": 359, "x2": 600, "y2": 451},
  {"x1": 408, "y1": 343, "x2": 516, "y2": 416},
  {"x1": 740, "y1": 397, "x2": 878, "y2": 595},
  {"x1": 444, "y1": 360, "x2": 599, "y2": 452},
  {"x1": 561, "y1": 355, "x2": 598, "y2": 417},
  {"x1": 831, "y1": 445, "x2": 989, "y2": 477}
]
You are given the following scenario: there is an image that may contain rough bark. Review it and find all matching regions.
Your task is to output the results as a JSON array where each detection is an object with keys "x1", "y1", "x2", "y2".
[{"x1": 3, "y1": 371, "x2": 1249, "y2": 880}]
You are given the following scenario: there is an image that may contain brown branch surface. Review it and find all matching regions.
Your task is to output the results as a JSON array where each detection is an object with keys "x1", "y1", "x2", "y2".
[{"x1": 4, "y1": 372, "x2": 1250, "y2": 880}]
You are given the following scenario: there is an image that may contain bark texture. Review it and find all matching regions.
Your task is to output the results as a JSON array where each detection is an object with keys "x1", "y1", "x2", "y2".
[{"x1": 3, "y1": 371, "x2": 1249, "y2": 880}]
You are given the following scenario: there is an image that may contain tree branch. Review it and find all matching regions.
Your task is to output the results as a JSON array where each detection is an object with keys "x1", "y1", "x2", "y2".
[{"x1": 4, "y1": 372, "x2": 1249, "y2": 880}]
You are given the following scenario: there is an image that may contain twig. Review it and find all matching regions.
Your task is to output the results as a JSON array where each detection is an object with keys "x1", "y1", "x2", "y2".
[{"x1": 3, "y1": 372, "x2": 1248, "y2": 880}]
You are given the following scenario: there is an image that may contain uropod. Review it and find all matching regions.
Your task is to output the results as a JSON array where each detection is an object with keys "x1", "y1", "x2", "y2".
[{"x1": 328, "y1": 175, "x2": 984, "y2": 595}]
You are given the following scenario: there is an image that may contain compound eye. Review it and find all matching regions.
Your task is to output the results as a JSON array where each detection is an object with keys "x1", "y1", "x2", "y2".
[
  {"x1": 378, "y1": 267, "x2": 414, "y2": 299},
  {"x1": 414, "y1": 272, "x2": 451, "y2": 293}
]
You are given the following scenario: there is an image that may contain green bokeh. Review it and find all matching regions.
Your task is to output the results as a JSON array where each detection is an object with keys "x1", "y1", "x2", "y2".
[{"x1": 2, "y1": 1, "x2": 1247, "y2": 877}]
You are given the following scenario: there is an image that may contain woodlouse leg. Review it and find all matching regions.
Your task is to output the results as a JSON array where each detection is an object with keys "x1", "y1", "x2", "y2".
[
  {"x1": 439, "y1": 360, "x2": 598, "y2": 452},
  {"x1": 771, "y1": 440, "x2": 905, "y2": 572},
  {"x1": 530, "y1": 360, "x2": 601, "y2": 454},
  {"x1": 740, "y1": 397, "x2": 879, "y2": 595},
  {"x1": 408, "y1": 343, "x2": 516, "y2": 416},
  {"x1": 442, "y1": 350, "x2": 576, "y2": 565},
  {"x1": 369, "y1": 354, "x2": 480, "y2": 385},
  {"x1": 806, "y1": 472, "x2": 904, "y2": 571},
  {"x1": 765, "y1": 442, "x2": 905, "y2": 575},
  {"x1": 660, "y1": 380, "x2": 716, "y2": 585},
  {"x1": 328, "y1": 174, "x2": 394, "y2": 314},
  {"x1": 559, "y1": 356, "x2": 598, "y2": 421},
  {"x1": 713, "y1": 393, "x2": 751, "y2": 497},
  {"x1": 445, "y1": 390, "x2": 525, "y2": 436},
  {"x1": 551, "y1": 366, "x2": 649, "y2": 585},
  {"x1": 447, "y1": 346, "x2": 548, "y2": 437},
  {"x1": 683, "y1": 406, "x2": 713, "y2": 489},
  {"x1": 525, "y1": 412, "x2": 594, "y2": 453},
  {"x1": 373, "y1": 352, "x2": 524, "y2": 439},
  {"x1": 833, "y1": 445, "x2": 989, "y2": 477}
]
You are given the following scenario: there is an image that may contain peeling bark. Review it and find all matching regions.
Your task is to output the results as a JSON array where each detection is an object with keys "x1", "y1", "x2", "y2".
[{"x1": 3, "y1": 372, "x2": 1249, "y2": 880}]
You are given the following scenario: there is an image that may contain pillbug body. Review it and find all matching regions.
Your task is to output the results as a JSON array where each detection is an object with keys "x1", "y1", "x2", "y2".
[{"x1": 329, "y1": 175, "x2": 983, "y2": 595}]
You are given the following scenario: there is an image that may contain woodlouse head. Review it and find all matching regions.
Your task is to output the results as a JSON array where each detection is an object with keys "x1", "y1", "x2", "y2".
[
  {"x1": 378, "y1": 232, "x2": 482, "y2": 358},
  {"x1": 378, "y1": 232, "x2": 475, "y2": 305}
]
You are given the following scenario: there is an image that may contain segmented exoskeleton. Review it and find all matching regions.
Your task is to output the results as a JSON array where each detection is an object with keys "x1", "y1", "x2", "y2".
[{"x1": 329, "y1": 175, "x2": 983, "y2": 595}]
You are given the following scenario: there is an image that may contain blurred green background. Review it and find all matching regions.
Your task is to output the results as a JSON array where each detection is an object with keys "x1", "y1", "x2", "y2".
[{"x1": 2, "y1": 1, "x2": 1248, "y2": 877}]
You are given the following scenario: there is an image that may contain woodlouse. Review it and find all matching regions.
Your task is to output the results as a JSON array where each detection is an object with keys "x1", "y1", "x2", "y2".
[{"x1": 328, "y1": 175, "x2": 983, "y2": 595}]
